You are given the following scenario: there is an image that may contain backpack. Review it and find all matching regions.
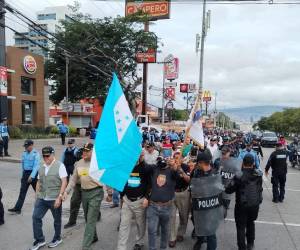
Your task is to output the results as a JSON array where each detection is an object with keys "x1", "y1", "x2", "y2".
[{"x1": 240, "y1": 173, "x2": 263, "y2": 207}]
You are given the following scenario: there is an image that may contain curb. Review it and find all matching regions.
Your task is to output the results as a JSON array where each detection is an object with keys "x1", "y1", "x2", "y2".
[{"x1": 0, "y1": 157, "x2": 21, "y2": 163}]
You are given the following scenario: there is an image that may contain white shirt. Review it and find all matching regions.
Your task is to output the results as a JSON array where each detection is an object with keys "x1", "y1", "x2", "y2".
[
  {"x1": 207, "y1": 144, "x2": 219, "y2": 158},
  {"x1": 143, "y1": 149, "x2": 159, "y2": 165}
]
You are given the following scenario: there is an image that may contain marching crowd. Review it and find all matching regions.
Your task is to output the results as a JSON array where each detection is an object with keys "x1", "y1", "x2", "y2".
[{"x1": 0, "y1": 127, "x2": 291, "y2": 250}]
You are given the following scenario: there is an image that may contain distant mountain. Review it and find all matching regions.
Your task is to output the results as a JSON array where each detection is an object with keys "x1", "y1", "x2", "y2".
[{"x1": 220, "y1": 106, "x2": 288, "y2": 123}]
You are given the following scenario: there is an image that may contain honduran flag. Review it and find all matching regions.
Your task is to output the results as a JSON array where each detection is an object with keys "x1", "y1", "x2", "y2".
[{"x1": 89, "y1": 73, "x2": 142, "y2": 191}]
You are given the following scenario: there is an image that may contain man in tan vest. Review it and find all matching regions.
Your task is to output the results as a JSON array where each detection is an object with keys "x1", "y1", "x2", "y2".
[
  {"x1": 29, "y1": 146, "x2": 68, "y2": 250},
  {"x1": 63, "y1": 143, "x2": 104, "y2": 250}
]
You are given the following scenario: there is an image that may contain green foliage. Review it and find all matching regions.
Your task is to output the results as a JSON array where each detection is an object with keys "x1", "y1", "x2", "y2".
[
  {"x1": 68, "y1": 126, "x2": 78, "y2": 136},
  {"x1": 172, "y1": 109, "x2": 189, "y2": 121},
  {"x1": 50, "y1": 126, "x2": 59, "y2": 134},
  {"x1": 9, "y1": 126, "x2": 23, "y2": 139},
  {"x1": 256, "y1": 108, "x2": 300, "y2": 134},
  {"x1": 47, "y1": 4, "x2": 159, "y2": 114},
  {"x1": 216, "y1": 112, "x2": 236, "y2": 129}
]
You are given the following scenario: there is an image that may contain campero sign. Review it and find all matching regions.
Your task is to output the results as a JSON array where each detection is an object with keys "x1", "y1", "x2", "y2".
[{"x1": 125, "y1": 0, "x2": 171, "y2": 20}]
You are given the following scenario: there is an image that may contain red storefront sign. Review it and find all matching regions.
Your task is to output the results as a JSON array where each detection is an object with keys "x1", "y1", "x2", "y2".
[
  {"x1": 136, "y1": 48, "x2": 157, "y2": 63},
  {"x1": 126, "y1": 0, "x2": 170, "y2": 20}
]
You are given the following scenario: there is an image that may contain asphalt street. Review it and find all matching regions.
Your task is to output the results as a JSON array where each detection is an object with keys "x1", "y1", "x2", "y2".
[{"x1": 1, "y1": 147, "x2": 300, "y2": 250}]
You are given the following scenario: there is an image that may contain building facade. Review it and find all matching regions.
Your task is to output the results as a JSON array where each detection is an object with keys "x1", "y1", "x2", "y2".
[
  {"x1": 14, "y1": 6, "x2": 72, "y2": 58},
  {"x1": 7, "y1": 46, "x2": 46, "y2": 127}
]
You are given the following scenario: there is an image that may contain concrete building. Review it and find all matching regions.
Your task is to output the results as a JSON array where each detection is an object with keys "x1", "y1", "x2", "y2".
[
  {"x1": 14, "y1": 6, "x2": 72, "y2": 58},
  {"x1": 6, "y1": 46, "x2": 47, "y2": 127}
]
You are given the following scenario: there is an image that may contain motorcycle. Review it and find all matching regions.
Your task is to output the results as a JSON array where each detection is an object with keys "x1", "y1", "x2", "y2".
[{"x1": 291, "y1": 149, "x2": 300, "y2": 168}]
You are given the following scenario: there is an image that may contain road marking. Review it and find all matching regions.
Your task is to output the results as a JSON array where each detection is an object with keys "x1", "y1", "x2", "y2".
[
  {"x1": 265, "y1": 187, "x2": 300, "y2": 192},
  {"x1": 226, "y1": 218, "x2": 300, "y2": 228}
]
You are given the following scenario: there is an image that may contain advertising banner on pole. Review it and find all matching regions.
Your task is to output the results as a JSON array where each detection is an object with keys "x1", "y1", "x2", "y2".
[
  {"x1": 164, "y1": 56, "x2": 179, "y2": 80},
  {"x1": 0, "y1": 66, "x2": 8, "y2": 96},
  {"x1": 125, "y1": 0, "x2": 171, "y2": 20},
  {"x1": 165, "y1": 87, "x2": 175, "y2": 100}
]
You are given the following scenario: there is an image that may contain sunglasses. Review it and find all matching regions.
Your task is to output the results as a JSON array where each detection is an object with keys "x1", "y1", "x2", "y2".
[{"x1": 42, "y1": 155, "x2": 51, "y2": 158}]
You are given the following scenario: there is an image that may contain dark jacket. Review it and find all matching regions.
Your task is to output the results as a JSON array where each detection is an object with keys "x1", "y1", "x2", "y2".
[
  {"x1": 226, "y1": 168, "x2": 263, "y2": 208},
  {"x1": 265, "y1": 149, "x2": 288, "y2": 175}
]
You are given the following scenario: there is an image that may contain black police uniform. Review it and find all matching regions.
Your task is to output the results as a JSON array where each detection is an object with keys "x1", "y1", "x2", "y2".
[
  {"x1": 63, "y1": 147, "x2": 78, "y2": 178},
  {"x1": 226, "y1": 168, "x2": 263, "y2": 250},
  {"x1": 0, "y1": 186, "x2": 4, "y2": 225},
  {"x1": 265, "y1": 148, "x2": 288, "y2": 202},
  {"x1": 252, "y1": 143, "x2": 263, "y2": 158}
]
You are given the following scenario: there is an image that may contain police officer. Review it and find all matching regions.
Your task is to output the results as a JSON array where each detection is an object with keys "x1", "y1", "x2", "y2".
[
  {"x1": 214, "y1": 146, "x2": 242, "y2": 218},
  {"x1": 191, "y1": 152, "x2": 223, "y2": 250},
  {"x1": 226, "y1": 154, "x2": 263, "y2": 250},
  {"x1": 252, "y1": 139, "x2": 263, "y2": 158},
  {"x1": 265, "y1": 142, "x2": 288, "y2": 203},
  {"x1": 61, "y1": 139, "x2": 79, "y2": 180},
  {"x1": 239, "y1": 143, "x2": 260, "y2": 171},
  {"x1": 63, "y1": 143, "x2": 104, "y2": 250},
  {"x1": 58, "y1": 122, "x2": 69, "y2": 145},
  {"x1": 0, "y1": 117, "x2": 10, "y2": 157},
  {"x1": 0, "y1": 186, "x2": 4, "y2": 225},
  {"x1": 8, "y1": 140, "x2": 40, "y2": 214}
]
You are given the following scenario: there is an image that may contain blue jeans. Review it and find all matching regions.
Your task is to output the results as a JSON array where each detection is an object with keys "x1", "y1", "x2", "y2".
[
  {"x1": 32, "y1": 199, "x2": 62, "y2": 242},
  {"x1": 147, "y1": 203, "x2": 172, "y2": 250},
  {"x1": 113, "y1": 189, "x2": 120, "y2": 205},
  {"x1": 197, "y1": 235, "x2": 217, "y2": 250}
]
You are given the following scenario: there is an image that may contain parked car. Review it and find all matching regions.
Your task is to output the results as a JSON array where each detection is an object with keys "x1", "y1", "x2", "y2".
[{"x1": 261, "y1": 131, "x2": 278, "y2": 147}]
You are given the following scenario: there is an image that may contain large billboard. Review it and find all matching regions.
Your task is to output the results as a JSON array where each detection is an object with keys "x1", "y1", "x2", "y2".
[
  {"x1": 125, "y1": 0, "x2": 171, "y2": 20},
  {"x1": 164, "y1": 55, "x2": 179, "y2": 80}
]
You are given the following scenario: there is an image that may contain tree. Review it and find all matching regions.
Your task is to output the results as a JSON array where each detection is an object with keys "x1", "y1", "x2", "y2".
[{"x1": 47, "y1": 4, "x2": 158, "y2": 113}]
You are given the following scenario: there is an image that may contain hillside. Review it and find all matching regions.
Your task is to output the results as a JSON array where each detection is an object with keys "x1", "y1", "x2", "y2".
[{"x1": 221, "y1": 106, "x2": 288, "y2": 123}]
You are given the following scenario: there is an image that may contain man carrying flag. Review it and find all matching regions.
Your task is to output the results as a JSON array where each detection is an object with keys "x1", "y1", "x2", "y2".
[{"x1": 89, "y1": 73, "x2": 142, "y2": 192}]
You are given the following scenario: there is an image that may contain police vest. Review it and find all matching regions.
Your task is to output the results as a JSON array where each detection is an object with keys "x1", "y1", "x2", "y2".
[{"x1": 64, "y1": 148, "x2": 77, "y2": 167}]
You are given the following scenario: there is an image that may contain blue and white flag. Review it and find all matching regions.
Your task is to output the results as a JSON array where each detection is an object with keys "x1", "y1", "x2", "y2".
[
  {"x1": 89, "y1": 73, "x2": 142, "y2": 191},
  {"x1": 187, "y1": 96, "x2": 205, "y2": 147}
]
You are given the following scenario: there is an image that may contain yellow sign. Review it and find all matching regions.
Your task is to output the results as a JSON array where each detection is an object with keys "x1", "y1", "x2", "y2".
[{"x1": 203, "y1": 90, "x2": 212, "y2": 102}]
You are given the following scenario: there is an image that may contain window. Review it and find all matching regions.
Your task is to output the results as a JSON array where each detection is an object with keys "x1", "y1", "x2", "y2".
[
  {"x1": 22, "y1": 101, "x2": 34, "y2": 124},
  {"x1": 21, "y1": 77, "x2": 34, "y2": 95},
  {"x1": 37, "y1": 13, "x2": 56, "y2": 20}
]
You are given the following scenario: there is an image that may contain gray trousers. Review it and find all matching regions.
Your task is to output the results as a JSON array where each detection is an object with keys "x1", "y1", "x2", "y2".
[
  {"x1": 169, "y1": 189, "x2": 190, "y2": 241},
  {"x1": 117, "y1": 196, "x2": 146, "y2": 250}
]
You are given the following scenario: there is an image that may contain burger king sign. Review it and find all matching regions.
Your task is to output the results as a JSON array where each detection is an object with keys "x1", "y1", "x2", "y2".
[{"x1": 23, "y1": 55, "x2": 37, "y2": 74}]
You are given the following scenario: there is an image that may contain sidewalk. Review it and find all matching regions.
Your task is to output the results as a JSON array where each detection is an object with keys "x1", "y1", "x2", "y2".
[{"x1": 0, "y1": 137, "x2": 91, "y2": 163}]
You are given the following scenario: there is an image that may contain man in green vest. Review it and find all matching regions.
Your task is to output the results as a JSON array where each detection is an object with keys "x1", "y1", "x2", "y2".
[{"x1": 29, "y1": 146, "x2": 68, "y2": 250}]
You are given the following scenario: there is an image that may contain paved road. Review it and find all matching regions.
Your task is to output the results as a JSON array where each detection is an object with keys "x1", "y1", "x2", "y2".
[{"x1": 1, "y1": 147, "x2": 300, "y2": 250}]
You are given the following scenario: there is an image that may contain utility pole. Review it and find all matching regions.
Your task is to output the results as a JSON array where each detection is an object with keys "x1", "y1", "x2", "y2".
[
  {"x1": 65, "y1": 54, "x2": 69, "y2": 124},
  {"x1": 142, "y1": 21, "x2": 149, "y2": 115},
  {"x1": 198, "y1": 0, "x2": 207, "y2": 93},
  {"x1": 0, "y1": 0, "x2": 7, "y2": 121}
]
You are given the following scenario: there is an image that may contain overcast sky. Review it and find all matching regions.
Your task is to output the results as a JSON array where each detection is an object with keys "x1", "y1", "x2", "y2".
[{"x1": 6, "y1": 0, "x2": 300, "y2": 109}]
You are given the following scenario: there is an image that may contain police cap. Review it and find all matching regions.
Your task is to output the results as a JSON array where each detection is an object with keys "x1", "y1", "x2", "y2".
[
  {"x1": 67, "y1": 139, "x2": 75, "y2": 144},
  {"x1": 23, "y1": 139, "x2": 34, "y2": 147},
  {"x1": 83, "y1": 143, "x2": 93, "y2": 151},
  {"x1": 42, "y1": 146, "x2": 55, "y2": 156}
]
